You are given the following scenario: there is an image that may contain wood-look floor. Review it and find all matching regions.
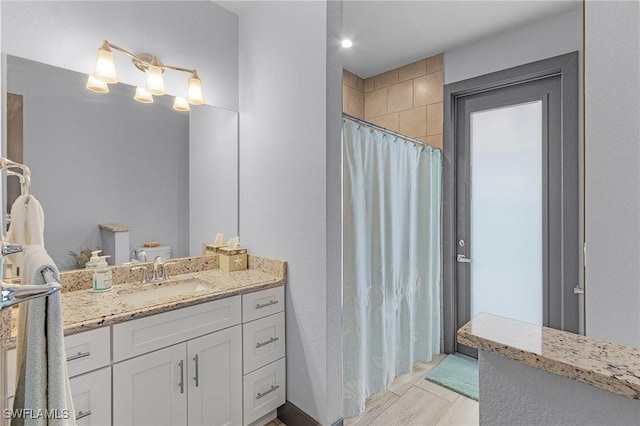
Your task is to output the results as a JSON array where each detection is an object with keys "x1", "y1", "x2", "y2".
[
  {"x1": 344, "y1": 354, "x2": 479, "y2": 426},
  {"x1": 265, "y1": 354, "x2": 478, "y2": 426}
]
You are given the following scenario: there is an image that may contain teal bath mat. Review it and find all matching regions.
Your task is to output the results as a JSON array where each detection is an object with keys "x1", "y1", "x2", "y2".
[{"x1": 425, "y1": 354, "x2": 478, "y2": 401}]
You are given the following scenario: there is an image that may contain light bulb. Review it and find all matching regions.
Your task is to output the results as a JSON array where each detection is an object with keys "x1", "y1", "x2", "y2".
[
  {"x1": 86, "y1": 74, "x2": 109, "y2": 93},
  {"x1": 145, "y1": 64, "x2": 166, "y2": 96},
  {"x1": 173, "y1": 97, "x2": 191, "y2": 112},
  {"x1": 134, "y1": 87, "x2": 154, "y2": 103},
  {"x1": 341, "y1": 39, "x2": 353, "y2": 48},
  {"x1": 93, "y1": 41, "x2": 118, "y2": 84},
  {"x1": 186, "y1": 71, "x2": 204, "y2": 105}
]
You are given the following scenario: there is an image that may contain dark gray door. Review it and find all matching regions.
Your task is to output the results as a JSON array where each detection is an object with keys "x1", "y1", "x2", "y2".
[{"x1": 443, "y1": 53, "x2": 579, "y2": 357}]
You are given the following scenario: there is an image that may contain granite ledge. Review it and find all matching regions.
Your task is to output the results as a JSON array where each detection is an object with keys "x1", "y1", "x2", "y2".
[{"x1": 458, "y1": 313, "x2": 640, "y2": 401}]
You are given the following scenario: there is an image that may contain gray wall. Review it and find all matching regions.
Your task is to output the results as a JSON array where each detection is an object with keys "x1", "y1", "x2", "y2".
[
  {"x1": 479, "y1": 351, "x2": 640, "y2": 425},
  {"x1": 237, "y1": 1, "x2": 341, "y2": 423},
  {"x1": 585, "y1": 0, "x2": 640, "y2": 347},
  {"x1": 8, "y1": 57, "x2": 189, "y2": 268}
]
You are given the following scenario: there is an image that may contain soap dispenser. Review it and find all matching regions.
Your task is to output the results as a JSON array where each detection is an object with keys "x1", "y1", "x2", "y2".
[{"x1": 88, "y1": 251, "x2": 113, "y2": 291}]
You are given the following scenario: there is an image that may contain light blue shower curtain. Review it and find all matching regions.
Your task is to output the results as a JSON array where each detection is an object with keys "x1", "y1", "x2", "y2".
[{"x1": 342, "y1": 120, "x2": 442, "y2": 418}]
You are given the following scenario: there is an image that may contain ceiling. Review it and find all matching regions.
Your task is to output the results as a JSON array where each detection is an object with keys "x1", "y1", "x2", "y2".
[
  {"x1": 216, "y1": 1, "x2": 582, "y2": 79},
  {"x1": 342, "y1": 0, "x2": 582, "y2": 78}
]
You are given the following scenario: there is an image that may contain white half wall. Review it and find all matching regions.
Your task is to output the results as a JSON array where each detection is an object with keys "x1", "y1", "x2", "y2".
[
  {"x1": 585, "y1": 0, "x2": 640, "y2": 347},
  {"x1": 1, "y1": 1, "x2": 239, "y2": 111},
  {"x1": 237, "y1": 1, "x2": 338, "y2": 423}
]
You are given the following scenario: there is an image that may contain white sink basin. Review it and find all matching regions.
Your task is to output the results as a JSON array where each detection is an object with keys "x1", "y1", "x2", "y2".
[{"x1": 118, "y1": 279, "x2": 210, "y2": 305}]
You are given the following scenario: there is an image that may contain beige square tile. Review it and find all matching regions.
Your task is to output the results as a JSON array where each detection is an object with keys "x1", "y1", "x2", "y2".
[
  {"x1": 374, "y1": 68, "x2": 399, "y2": 89},
  {"x1": 388, "y1": 362, "x2": 435, "y2": 396},
  {"x1": 373, "y1": 113, "x2": 399, "y2": 132},
  {"x1": 414, "y1": 71, "x2": 443, "y2": 107},
  {"x1": 343, "y1": 70, "x2": 359, "y2": 89},
  {"x1": 399, "y1": 106, "x2": 427, "y2": 138},
  {"x1": 427, "y1": 102, "x2": 444, "y2": 136},
  {"x1": 370, "y1": 387, "x2": 452, "y2": 426},
  {"x1": 345, "y1": 390, "x2": 399, "y2": 426},
  {"x1": 427, "y1": 53, "x2": 444, "y2": 74},
  {"x1": 386, "y1": 80, "x2": 413, "y2": 113},
  {"x1": 343, "y1": 84, "x2": 349, "y2": 113},
  {"x1": 415, "y1": 379, "x2": 461, "y2": 403},
  {"x1": 364, "y1": 77, "x2": 374, "y2": 93},
  {"x1": 435, "y1": 396, "x2": 479, "y2": 426},
  {"x1": 365, "y1": 88, "x2": 387, "y2": 119},
  {"x1": 399, "y1": 59, "x2": 427, "y2": 81},
  {"x1": 348, "y1": 86, "x2": 364, "y2": 119}
]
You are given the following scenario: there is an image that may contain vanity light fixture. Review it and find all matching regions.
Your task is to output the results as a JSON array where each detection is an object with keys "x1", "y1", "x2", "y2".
[
  {"x1": 87, "y1": 40, "x2": 205, "y2": 110},
  {"x1": 341, "y1": 39, "x2": 353, "y2": 48}
]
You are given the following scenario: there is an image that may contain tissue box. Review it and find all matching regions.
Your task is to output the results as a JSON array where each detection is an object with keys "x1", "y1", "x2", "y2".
[
  {"x1": 219, "y1": 246, "x2": 248, "y2": 272},
  {"x1": 202, "y1": 243, "x2": 226, "y2": 255}
]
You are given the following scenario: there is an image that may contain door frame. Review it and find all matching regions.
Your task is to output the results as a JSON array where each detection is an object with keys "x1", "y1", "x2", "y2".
[{"x1": 442, "y1": 52, "x2": 580, "y2": 354}]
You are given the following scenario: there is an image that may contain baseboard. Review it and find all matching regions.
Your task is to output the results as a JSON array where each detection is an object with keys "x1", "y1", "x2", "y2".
[
  {"x1": 330, "y1": 418, "x2": 344, "y2": 426},
  {"x1": 277, "y1": 401, "x2": 321, "y2": 426}
]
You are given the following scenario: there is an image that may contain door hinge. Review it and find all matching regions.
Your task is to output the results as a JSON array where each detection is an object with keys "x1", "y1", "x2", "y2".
[{"x1": 573, "y1": 285, "x2": 584, "y2": 295}]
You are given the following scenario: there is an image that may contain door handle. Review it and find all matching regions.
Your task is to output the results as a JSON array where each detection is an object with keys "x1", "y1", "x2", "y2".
[{"x1": 456, "y1": 254, "x2": 471, "y2": 263}]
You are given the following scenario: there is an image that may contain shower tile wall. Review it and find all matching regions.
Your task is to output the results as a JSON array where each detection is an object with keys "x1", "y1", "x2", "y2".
[{"x1": 342, "y1": 53, "x2": 444, "y2": 149}]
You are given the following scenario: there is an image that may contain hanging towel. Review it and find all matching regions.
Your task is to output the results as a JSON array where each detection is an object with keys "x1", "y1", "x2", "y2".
[
  {"x1": 6, "y1": 195, "x2": 45, "y2": 276},
  {"x1": 12, "y1": 245, "x2": 75, "y2": 426}
]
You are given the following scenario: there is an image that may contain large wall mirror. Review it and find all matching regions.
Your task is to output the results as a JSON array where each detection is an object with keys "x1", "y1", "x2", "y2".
[{"x1": 3, "y1": 55, "x2": 239, "y2": 270}]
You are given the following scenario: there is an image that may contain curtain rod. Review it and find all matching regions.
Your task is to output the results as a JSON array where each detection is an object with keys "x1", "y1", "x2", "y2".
[{"x1": 342, "y1": 113, "x2": 440, "y2": 151}]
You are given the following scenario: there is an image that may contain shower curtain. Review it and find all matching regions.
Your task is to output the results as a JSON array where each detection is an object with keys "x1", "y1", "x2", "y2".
[{"x1": 342, "y1": 119, "x2": 442, "y2": 418}]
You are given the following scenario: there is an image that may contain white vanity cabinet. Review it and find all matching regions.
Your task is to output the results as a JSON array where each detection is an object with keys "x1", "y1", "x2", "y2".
[
  {"x1": 112, "y1": 296, "x2": 244, "y2": 426},
  {"x1": 3, "y1": 285, "x2": 286, "y2": 426},
  {"x1": 241, "y1": 287, "x2": 286, "y2": 426},
  {"x1": 4, "y1": 326, "x2": 112, "y2": 426}
]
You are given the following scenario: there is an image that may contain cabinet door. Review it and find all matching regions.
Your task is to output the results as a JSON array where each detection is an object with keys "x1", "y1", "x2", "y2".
[
  {"x1": 113, "y1": 344, "x2": 187, "y2": 426},
  {"x1": 187, "y1": 325, "x2": 242, "y2": 426},
  {"x1": 69, "y1": 367, "x2": 111, "y2": 426}
]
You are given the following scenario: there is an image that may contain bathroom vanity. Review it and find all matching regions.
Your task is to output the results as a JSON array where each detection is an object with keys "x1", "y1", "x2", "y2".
[
  {"x1": 1, "y1": 254, "x2": 287, "y2": 426},
  {"x1": 458, "y1": 313, "x2": 640, "y2": 425}
]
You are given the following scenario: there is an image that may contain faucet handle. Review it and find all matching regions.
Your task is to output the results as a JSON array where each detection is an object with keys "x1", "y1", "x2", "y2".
[
  {"x1": 162, "y1": 262, "x2": 177, "y2": 280},
  {"x1": 131, "y1": 266, "x2": 149, "y2": 284}
]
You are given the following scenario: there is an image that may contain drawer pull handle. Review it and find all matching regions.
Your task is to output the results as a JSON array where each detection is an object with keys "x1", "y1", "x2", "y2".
[
  {"x1": 255, "y1": 337, "x2": 279, "y2": 348},
  {"x1": 76, "y1": 410, "x2": 91, "y2": 420},
  {"x1": 178, "y1": 360, "x2": 185, "y2": 394},
  {"x1": 193, "y1": 354, "x2": 199, "y2": 387},
  {"x1": 256, "y1": 385, "x2": 280, "y2": 400},
  {"x1": 255, "y1": 300, "x2": 278, "y2": 309},
  {"x1": 67, "y1": 351, "x2": 90, "y2": 362}
]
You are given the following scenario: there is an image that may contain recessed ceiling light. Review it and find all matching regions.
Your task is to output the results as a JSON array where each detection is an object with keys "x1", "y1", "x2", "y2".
[{"x1": 341, "y1": 39, "x2": 353, "y2": 48}]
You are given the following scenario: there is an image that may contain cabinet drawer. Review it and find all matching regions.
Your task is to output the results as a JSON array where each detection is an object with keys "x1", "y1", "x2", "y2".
[
  {"x1": 5, "y1": 326, "x2": 110, "y2": 399},
  {"x1": 243, "y1": 312, "x2": 285, "y2": 374},
  {"x1": 65, "y1": 327, "x2": 111, "y2": 378},
  {"x1": 69, "y1": 367, "x2": 111, "y2": 426},
  {"x1": 243, "y1": 358, "x2": 286, "y2": 426},
  {"x1": 242, "y1": 287, "x2": 284, "y2": 323},
  {"x1": 113, "y1": 296, "x2": 241, "y2": 362}
]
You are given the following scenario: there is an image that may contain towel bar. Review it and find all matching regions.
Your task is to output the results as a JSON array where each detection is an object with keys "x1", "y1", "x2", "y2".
[{"x1": 0, "y1": 268, "x2": 61, "y2": 311}]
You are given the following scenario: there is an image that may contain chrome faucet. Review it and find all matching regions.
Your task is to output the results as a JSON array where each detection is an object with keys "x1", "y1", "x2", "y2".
[
  {"x1": 152, "y1": 256, "x2": 163, "y2": 281},
  {"x1": 131, "y1": 266, "x2": 149, "y2": 284},
  {"x1": 162, "y1": 262, "x2": 177, "y2": 280}
]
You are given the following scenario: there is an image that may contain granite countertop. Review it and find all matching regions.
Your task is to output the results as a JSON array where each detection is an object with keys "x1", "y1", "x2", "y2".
[
  {"x1": 4, "y1": 255, "x2": 286, "y2": 345},
  {"x1": 458, "y1": 313, "x2": 640, "y2": 401}
]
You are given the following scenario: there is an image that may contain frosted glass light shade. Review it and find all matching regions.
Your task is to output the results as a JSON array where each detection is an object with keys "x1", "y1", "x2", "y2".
[
  {"x1": 86, "y1": 74, "x2": 109, "y2": 93},
  {"x1": 134, "y1": 87, "x2": 154, "y2": 103},
  {"x1": 145, "y1": 65, "x2": 166, "y2": 96},
  {"x1": 93, "y1": 46, "x2": 118, "y2": 84},
  {"x1": 173, "y1": 97, "x2": 190, "y2": 112},
  {"x1": 187, "y1": 75, "x2": 204, "y2": 105}
]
